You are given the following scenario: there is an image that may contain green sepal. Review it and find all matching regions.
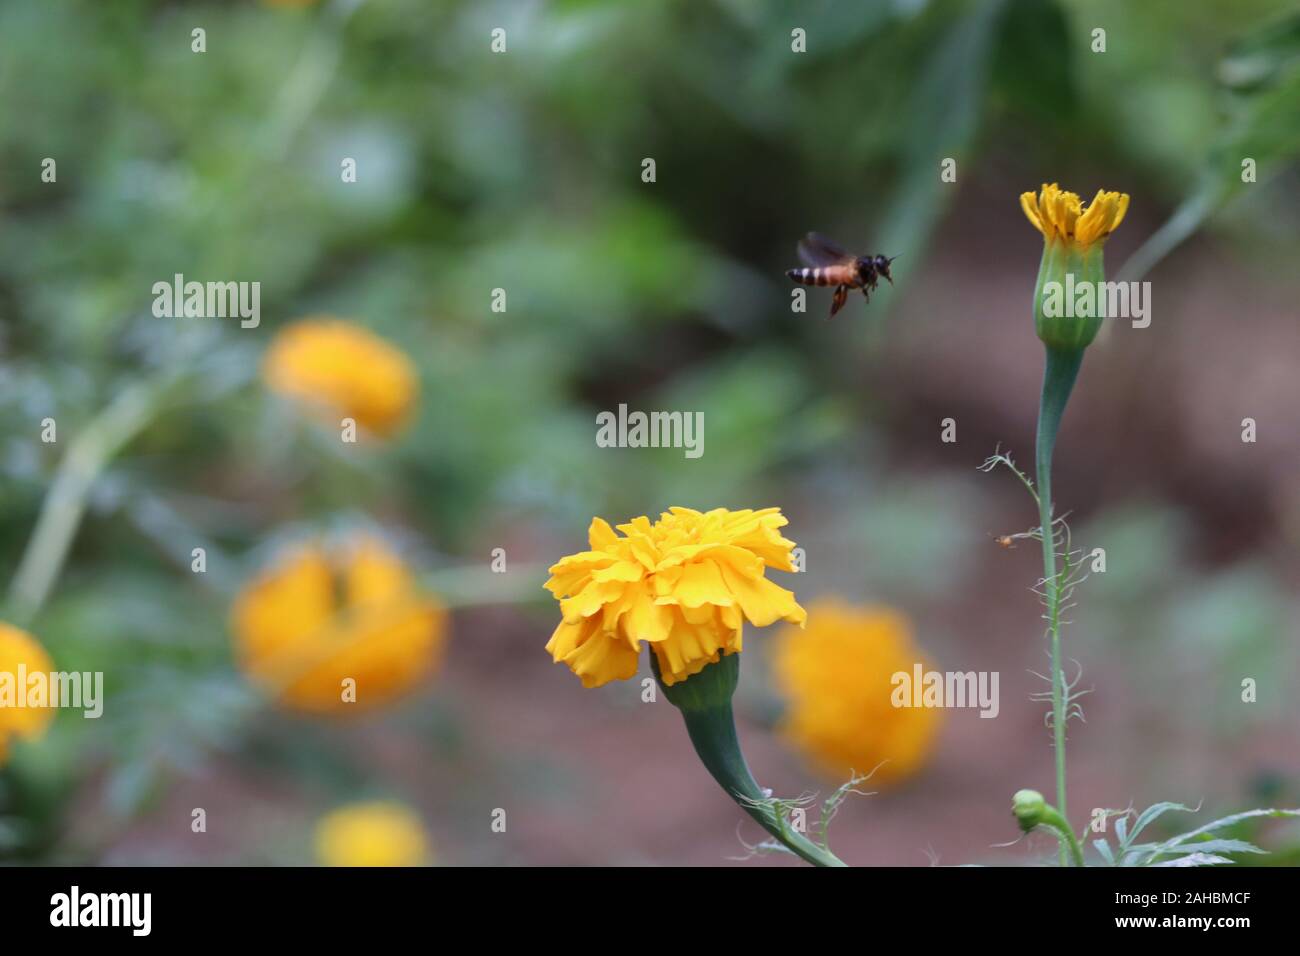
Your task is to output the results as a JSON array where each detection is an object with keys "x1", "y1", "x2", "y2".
[
  {"x1": 652, "y1": 649, "x2": 739, "y2": 713},
  {"x1": 1033, "y1": 241, "x2": 1106, "y2": 352}
]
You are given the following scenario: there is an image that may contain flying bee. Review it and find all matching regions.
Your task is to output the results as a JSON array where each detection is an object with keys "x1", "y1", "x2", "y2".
[{"x1": 786, "y1": 232, "x2": 897, "y2": 318}]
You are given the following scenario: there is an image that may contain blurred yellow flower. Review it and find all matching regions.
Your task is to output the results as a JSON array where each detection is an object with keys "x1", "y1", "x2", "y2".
[
  {"x1": 315, "y1": 801, "x2": 430, "y2": 867},
  {"x1": 545, "y1": 507, "x2": 806, "y2": 688},
  {"x1": 1020, "y1": 183, "x2": 1129, "y2": 249},
  {"x1": 263, "y1": 318, "x2": 418, "y2": 438},
  {"x1": 232, "y1": 537, "x2": 448, "y2": 714},
  {"x1": 0, "y1": 623, "x2": 55, "y2": 766},
  {"x1": 773, "y1": 600, "x2": 940, "y2": 787}
]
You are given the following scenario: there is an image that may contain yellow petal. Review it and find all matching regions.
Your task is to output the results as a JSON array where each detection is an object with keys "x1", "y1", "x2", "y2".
[
  {"x1": 716, "y1": 562, "x2": 806, "y2": 627},
  {"x1": 560, "y1": 631, "x2": 640, "y2": 688},
  {"x1": 624, "y1": 587, "x2": 674, "y2": 644},
  {"x1": 559, "y1": 579, "x2": 625, "y2": 623},
  {"x1": 1020, "y1": 192, "x2": 1045, "y2": 236},
  {"x1": 661, "y1": 560, "x2": 734, "y2": 608},
  {"x1": 588, "y1": 517, "x2": 619, "y2": 551}
]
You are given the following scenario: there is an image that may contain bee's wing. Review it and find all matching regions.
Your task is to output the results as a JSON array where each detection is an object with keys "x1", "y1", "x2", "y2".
[{"x1": 797, "y1": 232, "x2": 854, "y2": 267}]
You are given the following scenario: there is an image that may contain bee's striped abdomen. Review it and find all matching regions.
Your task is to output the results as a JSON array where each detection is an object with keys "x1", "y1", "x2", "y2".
[{"x1": 787, "y1": 265, "x2": 851, "y2": 286}]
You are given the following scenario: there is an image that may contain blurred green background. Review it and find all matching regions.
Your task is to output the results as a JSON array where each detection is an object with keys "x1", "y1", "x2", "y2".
[{"x1": 1, "y1": 0, "x2": 1298, "y2": 865}]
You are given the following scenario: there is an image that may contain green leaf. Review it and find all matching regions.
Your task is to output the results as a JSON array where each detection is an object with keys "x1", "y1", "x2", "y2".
[
  {"x1": 1092, "y1": 838, "x2": 1116, "y2": 865},
  {"x1": 1153, "y1": 853, "x2": 1233, "y2": 867},
  {"x1": 1161, "y1": 808, "x2": 1300, "y2": 847},
  {"x1": 1120, "y1": 842, "x2": 1159, "y2": 867},
  {"x1": 1128, "y1": 801, "x2": 1198, "y2": 844},
  {"x1": 1114, "y1": 814, "x2": 1130, "y2": 849},
  {"x1": 1156, "y1": 838, "x2": 1266, "y2": 857}
]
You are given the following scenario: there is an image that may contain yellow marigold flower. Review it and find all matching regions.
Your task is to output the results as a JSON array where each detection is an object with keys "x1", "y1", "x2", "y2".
[
  {"x1": 263, "y1": 318, "x2": 418, "y2": 438},
  {"x1": 544, "y1": 507, "x2": 807, "y2": 689},
  {"x1": 1020, "y1": 183, "x2": 1129, "y2": 249},
  {"x1": 0, "y1": 623, "x2": 55, "y2": 766},
  {"x1": 232, "y1": 537, "x2": 448, "y2": 714},
  {"x1": 315, "y1": 801, "x2": 430, "y2": 867},
  {"x1": 772, "y1": 599, "x2": 940, "y2": 787}
]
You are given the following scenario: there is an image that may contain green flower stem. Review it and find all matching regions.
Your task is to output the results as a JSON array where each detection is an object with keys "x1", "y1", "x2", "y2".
[
  {"x1": 653, "y1": 653, "x2": 846, "y2": 867},
  {"x1": 1034, "y1": 344, "x2": 1083, "y2": 864},
  {"x1": 1038, "y1": 802, "x2": 1086, "y2": 867},
  {"x1": 7, "y1": 380, "x2": 164, "y2": 624},
  {"x1": 1013, "y1": 789, "x2": 1085, "y2": 866}
]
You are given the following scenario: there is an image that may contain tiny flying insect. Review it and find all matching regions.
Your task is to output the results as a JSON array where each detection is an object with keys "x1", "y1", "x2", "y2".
[{"x1": 786, "y1": 232, "x2": 897, "y2": 319}]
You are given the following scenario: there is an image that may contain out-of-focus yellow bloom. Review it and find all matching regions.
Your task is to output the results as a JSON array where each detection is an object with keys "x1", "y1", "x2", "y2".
[
  {"x1": 1020, "y1": 183, "x2": 1129, "y2": 249},
  {"x1": 315, "y1": 801, "x2": 430, "y2": 867},
  {"x1": 232, "y1": 537, "x2": 447, "y2": 714},
  {"x1": 773, "y1": 600, "x2": 940, "y2": 787},
  {"x1": 544, "y1": 507, "x2": 806, "y2": 689},
  {"x1": 0, "y1": 623, "x2": 55, "y2": 766},
  {"x1": 263, "y1": 318, "x2": 418, "y2": 438}
]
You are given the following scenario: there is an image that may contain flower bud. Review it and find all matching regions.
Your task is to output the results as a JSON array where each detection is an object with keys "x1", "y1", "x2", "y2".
[
  {"x1": 1012, "y1": 788, "x2": 1048, "y2": 832},
  {"x1": 1020, "y1": 184, "x2": 1130, "y2": 353}
]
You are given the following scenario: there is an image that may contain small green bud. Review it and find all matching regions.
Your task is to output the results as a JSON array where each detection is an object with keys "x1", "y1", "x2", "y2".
[
  {"x1": 1020, "y1": 184, "x2": 1130, "y2": 354},
  {"x1": 1012, "y1": 789, "x2": 1048, "y2": 832}
]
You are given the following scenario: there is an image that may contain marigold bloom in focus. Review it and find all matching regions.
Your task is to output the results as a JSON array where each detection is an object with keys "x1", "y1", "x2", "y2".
[
  {"x1": 0, "y1": 623, "x2": 55, "y2": 766},
  {"x1": 773, "y1": 599, "x2": 940, "y2": 787},
  {"x1": 315, "y1": 801, "x2": 430, "y2": 867},
  {"x1": 232, "y1": 537, "x2": 447, "y2": 714},
  {"x1": 1019, "y1": 183, "x2": 1129, "y2": 250},
  {"x1": 263, "y1": 318, "x2": 418, "y2": 437},
  {"x1": 544, "y1": 507, "x2": 807, "y2": 688}
]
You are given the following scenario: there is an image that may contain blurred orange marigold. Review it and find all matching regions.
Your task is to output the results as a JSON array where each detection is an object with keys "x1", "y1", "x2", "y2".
[
  {"x1": 315, "y1": 801, "x2": 430, "y2": 867},
  {"x1": 262, "y1": 318, "x2": 418, "y2": 438},
  {"x1": 232, "y1": 537, "x2": 447, "y2": 714},
  {"x1": 0, "y1": 623, "x2": 55, "y2": 766},
  {"x1": 773, "y1": 599, "x2": 941, "y2": 787},
  {"x1": 545, "y1": 507, "x2": 806, "y2": 688}
]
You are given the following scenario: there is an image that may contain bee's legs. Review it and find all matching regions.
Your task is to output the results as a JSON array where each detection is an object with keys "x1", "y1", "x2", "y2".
[{"x1": 829, "y1": 285, "x2": 849, "y2": 318}]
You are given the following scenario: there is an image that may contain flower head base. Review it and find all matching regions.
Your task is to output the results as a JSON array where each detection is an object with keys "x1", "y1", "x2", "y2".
[
  {"x1": 0, "y1": 623, "x2": 54, "y2": 766},
  {"x1": 263, "y1": 318, "x2": 419, "y2": 438},
  {"x1": 315, "y1": 801, "x2": 430, "y2": 867},
  {"x1": 232, "y1": 536, "x2": 448, "y2": 714},
  {"x1": 544, "y1": 507, "x2": 806, "y2": 688},
  {"x1": 1020, "y1": 183, "x2": 1129, "y2": 250},
  {"x1": 773, "y1": 600, "x2": 941, "y2": 787}
]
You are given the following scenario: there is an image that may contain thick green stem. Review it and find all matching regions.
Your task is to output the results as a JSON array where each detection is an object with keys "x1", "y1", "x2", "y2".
[
  {"x1": 1039, "y1": 803, "x2": 1086, "y2": 867},
  {"x1": 1034, "y1": 345, "x2": 1083, "y2": 865},
  {"x1": 654, "y1": 654, "x2": 846, "y2": 867},
  {"x1": 679, "y1": 702, "x2": 846, "y2": 867}
]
